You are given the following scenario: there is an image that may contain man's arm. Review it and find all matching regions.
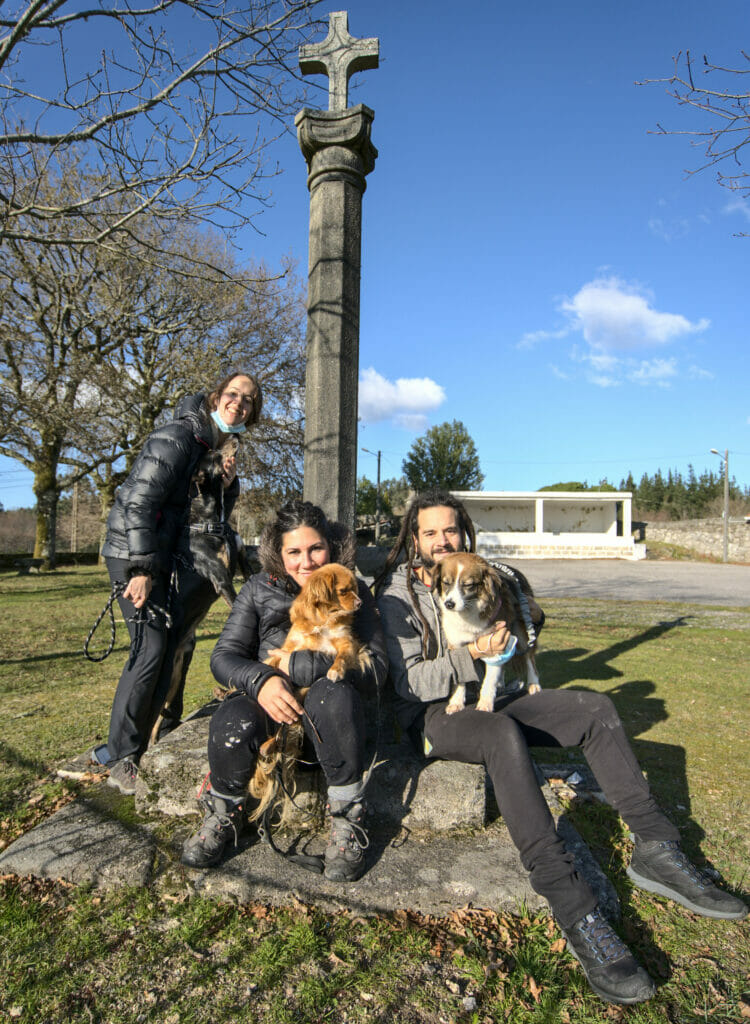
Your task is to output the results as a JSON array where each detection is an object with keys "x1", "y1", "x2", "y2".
[{"x1": 377, "y1": 589, "x2": 480, "y2": 706}]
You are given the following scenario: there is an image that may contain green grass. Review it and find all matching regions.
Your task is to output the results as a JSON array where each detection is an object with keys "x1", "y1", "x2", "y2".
[{"x1": 1, "y1": 566, "x2": 749, "y2": 1023}]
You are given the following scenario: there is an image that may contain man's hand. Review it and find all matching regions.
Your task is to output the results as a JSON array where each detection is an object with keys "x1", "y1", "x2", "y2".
[
  {"x1": 257, "y1": 675, "x2": 304, "y2": 725},
  {"x1": 123, "y1": 574, "x2": 152, "y2": 610},
  {"x1": 469, "y1": 621, "x2": 511, "y2": 659}
]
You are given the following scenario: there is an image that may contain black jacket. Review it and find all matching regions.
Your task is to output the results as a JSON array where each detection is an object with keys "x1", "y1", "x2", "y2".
[
  {"x1": 210, "y1": 572, "x2": 388, "y2": 701},
  {"x1": 101, "y1": 393, "x2": 239, "y2": 577}
]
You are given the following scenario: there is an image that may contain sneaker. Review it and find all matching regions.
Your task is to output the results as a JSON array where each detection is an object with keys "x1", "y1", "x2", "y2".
[
  {"x1": 56, "y1": 748, "x2": 108, "y2": 781},
  {"x1": 324, "y1": 800, "x2": 369, "y2": 882},
  {"x1": 181, "y1": 787, "x2": 246, "y2": 868},
  {"x1": 627, "y1": 839, "x2": 748, "y2": 920},
  {"x1": 561, "y1": 909, "x2": 656, "y2": 1005},
  {"x1": 107, "y1": 758, "x2": 138, "y2": 795}
]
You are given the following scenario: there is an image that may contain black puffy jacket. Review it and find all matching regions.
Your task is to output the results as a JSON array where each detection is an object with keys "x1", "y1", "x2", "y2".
[
  {"x1": 101, "y1": 393, "x2": 239, "y2": 577},
  {"x1": 210, "y1": 572, "x2": 388, "y2": 701}
]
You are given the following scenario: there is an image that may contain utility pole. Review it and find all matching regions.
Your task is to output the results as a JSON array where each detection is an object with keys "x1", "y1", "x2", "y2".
[
  {"x1": 71, "y1": 481, "x2": 78, "y2": 554},
  {"x1": 361, "y1": 447, "x2": 382, "y2": 540},
  {"x1": 710, "y1": 448, "x2": 729, "y2": 563}
]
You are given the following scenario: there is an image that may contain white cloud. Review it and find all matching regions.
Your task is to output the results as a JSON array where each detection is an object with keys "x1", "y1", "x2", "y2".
[
  {"x1": 517, "y1": 327, "x2": 569, "y2": 349},
  {"x1": 628, "y1": 357, "x2": 678, "y2": 387},
  {"x1": 688, "y1": 365, "x2": 714, "y2": 380},
  {"x1": 358, "y1": 367, "x2": 445, "y2": 430},
  {"x1": 724, "y1": 195, "x2": 750, "y2": 223},
  {"x1": 560, "y1": 276, "x2": 710, "y2": 352}
]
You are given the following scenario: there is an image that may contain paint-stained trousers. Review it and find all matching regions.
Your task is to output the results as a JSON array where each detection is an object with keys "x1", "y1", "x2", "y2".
[
  {"x1": 423, "y1": 689, "x2": 680, "y2": 928},
  {"x1": 208, "y1": 677, "x2": 367, "y2": 802}
]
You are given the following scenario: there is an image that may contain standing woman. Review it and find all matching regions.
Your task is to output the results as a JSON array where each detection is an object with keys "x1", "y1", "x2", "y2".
[
  {"x1": 181, "y1": 500, "x2": 387, "y2": 882},
  {"x1": 70, "y1": 372, "x2": 261, "y2": 794}
]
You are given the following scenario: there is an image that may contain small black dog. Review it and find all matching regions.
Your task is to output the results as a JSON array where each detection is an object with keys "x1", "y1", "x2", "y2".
[{"x1": 186, "y1": 435, "x2": 251, "y2": 606}]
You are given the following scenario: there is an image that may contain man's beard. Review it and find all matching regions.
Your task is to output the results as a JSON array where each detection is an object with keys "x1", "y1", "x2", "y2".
[{"x1": 417, "y1": 542, "x2": 461, "y2": 572}]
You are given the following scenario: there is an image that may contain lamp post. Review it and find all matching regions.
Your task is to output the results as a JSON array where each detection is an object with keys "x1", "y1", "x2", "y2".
[
  {"x1": 361, "y1": 447, "x2": 382, "y2": 540},
  {"x1": 710, "y1": 448, "x2": 729, "y2": 563}
]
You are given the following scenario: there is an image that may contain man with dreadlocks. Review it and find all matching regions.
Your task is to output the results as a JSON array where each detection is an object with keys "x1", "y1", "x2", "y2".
[{"x1": 374, "y1": 490, "x2": 746, "y2": 1006}]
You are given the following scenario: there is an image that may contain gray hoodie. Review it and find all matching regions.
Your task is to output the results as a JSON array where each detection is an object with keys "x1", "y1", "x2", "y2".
[{"x1": 376, "y1": 562, "x2": 481, "y2": 732}]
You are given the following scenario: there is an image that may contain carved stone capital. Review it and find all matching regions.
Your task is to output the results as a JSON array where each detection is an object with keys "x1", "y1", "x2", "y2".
[{"x1": 296, "y1": 104, "x2": 378, "y2": 190}]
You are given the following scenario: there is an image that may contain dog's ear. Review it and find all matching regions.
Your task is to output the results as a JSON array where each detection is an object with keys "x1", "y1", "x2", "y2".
[
  {"x1": 302, "y1": 567, "x2": 335, "y2": 612},
  {"x1": 478, "y1": 563, "x2": 503, "y2": 614},
  {"x1": 219, "y1": 436, "x2": 239, "y2": 458},
  {"x1": 432, "y1": 561, "x2": 445, "y2": 596}
]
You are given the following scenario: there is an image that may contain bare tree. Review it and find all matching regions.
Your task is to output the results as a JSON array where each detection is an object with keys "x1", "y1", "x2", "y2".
[
  {"x1": 645, "y1": 50, "x2": 750, "y2": 227},
  {"x1": 0, "y1": 166, "x2": 306, "y2": 566},
  {"x1": 0, "y1": 0, "x2": 324, "y2": 266}
]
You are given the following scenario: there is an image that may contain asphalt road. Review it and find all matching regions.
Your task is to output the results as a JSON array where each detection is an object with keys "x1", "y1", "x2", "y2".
[{"x1": 516, "y1": 559, "x2": 750, "y2": 607}]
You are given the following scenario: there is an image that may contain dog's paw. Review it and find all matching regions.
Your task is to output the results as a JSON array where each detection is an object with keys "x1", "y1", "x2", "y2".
[
  {"x1": 445, "y1": 700, "x2": 464, "y2": 715},
  {"x1": 476, "y1": 698, "x2": 495, "y2": 712},
  {"x1": 527, "y1": 682, "x2": 542, "y2": 695},
  {"x1": 326, "y1": 666, "x2": 345, "y2": 682}
]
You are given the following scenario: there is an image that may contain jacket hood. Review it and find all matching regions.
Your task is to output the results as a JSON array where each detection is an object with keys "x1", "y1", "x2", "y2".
[{"x1": 174, "y1": 392, "x2": 219, "y2": 446}]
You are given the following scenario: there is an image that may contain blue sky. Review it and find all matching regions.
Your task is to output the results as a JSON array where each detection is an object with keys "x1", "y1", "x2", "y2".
[{"x1": 2, "y1": 0, "x2": 748, "y2": 507}]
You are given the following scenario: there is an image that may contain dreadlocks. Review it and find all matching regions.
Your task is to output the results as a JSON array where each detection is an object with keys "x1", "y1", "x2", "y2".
[{"x1": 373, "y1": 490, "x2": 476, "y2": 658}]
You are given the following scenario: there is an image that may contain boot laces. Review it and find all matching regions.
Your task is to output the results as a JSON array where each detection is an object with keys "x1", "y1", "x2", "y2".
[
  {"x1": 579, "y1": 911, "x2": 629, "y2": 965},
  {"x1": 658, "y1": 840, "x2": 708, "y2": 888},
  {"x1": 330, "y1": 808, "x2": 370, "y2": 852},
  {"x1": 201, "y1": 793, "x2": 242, "y2": 848}
]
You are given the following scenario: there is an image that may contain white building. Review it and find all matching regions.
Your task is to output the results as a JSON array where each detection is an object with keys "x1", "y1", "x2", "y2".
[{"x1": 451, "y1": 491, "x2": 644, "y2": 560}]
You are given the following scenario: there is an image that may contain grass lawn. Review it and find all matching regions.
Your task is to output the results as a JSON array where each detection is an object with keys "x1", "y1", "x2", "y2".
[{"x1": 1, "y1": 565, "x2": 748, "y2": 1023}]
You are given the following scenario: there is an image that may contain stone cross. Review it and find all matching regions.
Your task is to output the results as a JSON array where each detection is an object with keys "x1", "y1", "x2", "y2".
[
  {"x1": 296, "y1": 12, "x2": 379, "y2": 529},
  {"x1": 299, "y1": 10, "x2": 379, "y2": 112}
]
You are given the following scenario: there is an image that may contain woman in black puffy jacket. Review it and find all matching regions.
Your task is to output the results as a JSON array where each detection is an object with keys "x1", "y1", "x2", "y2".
[
  {"x1": 74, "y1": 372, "x2": 262, "y2": 795},
  {"x1": 181, "y1": 500, "x2": 388, "y2": 883}
]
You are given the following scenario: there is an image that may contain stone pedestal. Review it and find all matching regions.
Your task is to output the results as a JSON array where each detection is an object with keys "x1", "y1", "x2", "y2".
[
  {"x1": 296, "y1": 105, "x2": 377, "y2": 528},
  {"x1": 136, "y1": 707, "x2": 486, "y2": 834}
]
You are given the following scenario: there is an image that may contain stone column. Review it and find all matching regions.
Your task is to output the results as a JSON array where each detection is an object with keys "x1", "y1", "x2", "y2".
[{"x1": 296, "y1": 11, "x2": 379, "y2": 528}]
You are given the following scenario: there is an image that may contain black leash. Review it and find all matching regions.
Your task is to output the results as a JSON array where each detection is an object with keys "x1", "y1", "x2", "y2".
[{"x1": 83, "y1": 576, "x2": 175, "y2": 663}]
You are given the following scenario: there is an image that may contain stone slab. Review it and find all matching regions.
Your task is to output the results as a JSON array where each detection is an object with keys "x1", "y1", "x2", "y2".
[
  {"x1": 137, "y1": 710, "x2": 486, "y2": 832},
  {"x1": 0, "y1": 798, "x2": 156, "y2": 889}
]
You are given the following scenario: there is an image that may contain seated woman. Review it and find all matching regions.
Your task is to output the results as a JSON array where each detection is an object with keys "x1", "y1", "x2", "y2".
[{"x1": 181, "y1": 500, "x2": 387, "y2": 881}]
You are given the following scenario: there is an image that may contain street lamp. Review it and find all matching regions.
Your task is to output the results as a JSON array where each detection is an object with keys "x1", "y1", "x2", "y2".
[
  {"x1": 361, "y1": 447, "x2": 382, "y2": 540},
  {"x1": 710, "y1": 448, "x2": 729, "y2": 563}
]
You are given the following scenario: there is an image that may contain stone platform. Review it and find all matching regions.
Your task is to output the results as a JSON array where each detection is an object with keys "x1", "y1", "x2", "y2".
[{"x1": 0, "y1": 703, "x2": 619, "y2": 919}]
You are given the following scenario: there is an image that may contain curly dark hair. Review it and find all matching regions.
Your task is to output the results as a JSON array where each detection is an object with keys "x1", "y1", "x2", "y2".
[
  {"x1": 373, "y1": 490, "x2": 476, "y2": 656},
  {"x1": 258, "y1": 499, "x2": 356, "y2": 591}
]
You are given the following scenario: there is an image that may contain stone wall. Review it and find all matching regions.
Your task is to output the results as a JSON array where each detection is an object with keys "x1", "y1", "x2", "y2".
[{"x1": 644, "y1": 518, "x2": 750, "y2": 563}]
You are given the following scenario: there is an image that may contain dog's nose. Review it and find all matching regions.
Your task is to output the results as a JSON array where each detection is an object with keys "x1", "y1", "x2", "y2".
[{"x1": 444, "y1": 599, "x2": 455, "y2": 610}]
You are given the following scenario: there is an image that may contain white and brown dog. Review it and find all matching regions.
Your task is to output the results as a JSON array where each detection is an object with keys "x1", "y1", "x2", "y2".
[{"x1": 433, "y1": 552, "x2": 542, "y2": 714}]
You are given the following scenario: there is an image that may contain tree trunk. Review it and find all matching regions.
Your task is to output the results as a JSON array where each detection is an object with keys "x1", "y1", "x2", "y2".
[
  {"x1": 33, "y1": 461, "x2": 60, "y2": 570},
  {"x1": 98, "y1": 479, "x2": 117, "y2": 562}
]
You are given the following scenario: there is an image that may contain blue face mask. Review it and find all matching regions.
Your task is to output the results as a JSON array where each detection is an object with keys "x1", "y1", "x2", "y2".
[
  {"x1": 211, "y1": 409, "x2": 246, "y2": 435},
  {"x1": 481, "y1": 634, "x2": 518, "y2": 667}
]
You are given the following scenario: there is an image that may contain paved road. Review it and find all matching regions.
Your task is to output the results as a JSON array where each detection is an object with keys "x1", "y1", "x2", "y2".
[{"x1": 516, "y1": 559, "x2": 750, "y2": 607}]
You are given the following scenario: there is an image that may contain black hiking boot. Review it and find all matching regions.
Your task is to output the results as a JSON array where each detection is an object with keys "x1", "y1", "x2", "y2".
[
  {"x1": 181, "y1": 786, "x2": 246, "y2": 868},
  {"x1": 627, "y1": 839, "x2": 747, "y2": 919},
  {"x1": 324, "y1": 800, "x2": 369, "y2": 882},
  {"x1": 561, "y1": 908, "x2": 656, "y2": 1005}
]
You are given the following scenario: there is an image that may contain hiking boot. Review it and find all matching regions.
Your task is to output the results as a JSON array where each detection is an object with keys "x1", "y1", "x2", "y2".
[
  {"x1": 561, "y1": 909, "x2": 656, "y2": 1005},
  {"x1": 56, "y1": 747, "x2": 108, "y2": 781},
  {"x1": 324, "y1": 800, "x2": 369, "y2": 882},
  {"x1": 627, "y1": 839, "x2": 747, "y2": 920},
  {"x1": 181, "y1": 788, "x2": 246, "y2": 868},
  {"x1": 106, "y1": 758, "x2": 138, "y2": 795}
]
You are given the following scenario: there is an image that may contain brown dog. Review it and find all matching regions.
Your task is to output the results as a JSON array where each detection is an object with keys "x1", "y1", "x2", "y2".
[
  {"x1": 433, "y1": 552, "x2": 542, "y2": 714},
  {"x1": 250, "y1": 563, "x2": 371, "y2": 821}
]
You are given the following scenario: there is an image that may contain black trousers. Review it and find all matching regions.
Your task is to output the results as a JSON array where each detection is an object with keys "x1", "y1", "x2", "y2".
[
  {"x1": 423, "y1": 689, "x2": 680, "y2": 928},
  {"x1": 208, "y1": 678, "x2": 367, "y2": 798},
  {"x1": 104, "y1": 557, "x2": 216, "y2": 763}
]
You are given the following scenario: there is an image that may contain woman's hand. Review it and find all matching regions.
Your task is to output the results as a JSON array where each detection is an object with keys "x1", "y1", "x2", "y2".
[
  {"x1": 221, "y1": 452, "x2": 237, "y2": 488},
  {"x1": 123, "y1": 574, "x2": 152, "y2": 610},
  {"x1": 257, "y1": 675, "x2": 304, "y2": 725},
  {"x1": 469, "y1": 620, "x2": 511, "y2": 659}
]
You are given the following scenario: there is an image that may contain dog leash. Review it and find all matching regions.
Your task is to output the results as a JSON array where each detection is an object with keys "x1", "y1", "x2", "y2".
[{"x1": 83, "y1": 576, "x2": 175, "y2": 662}]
